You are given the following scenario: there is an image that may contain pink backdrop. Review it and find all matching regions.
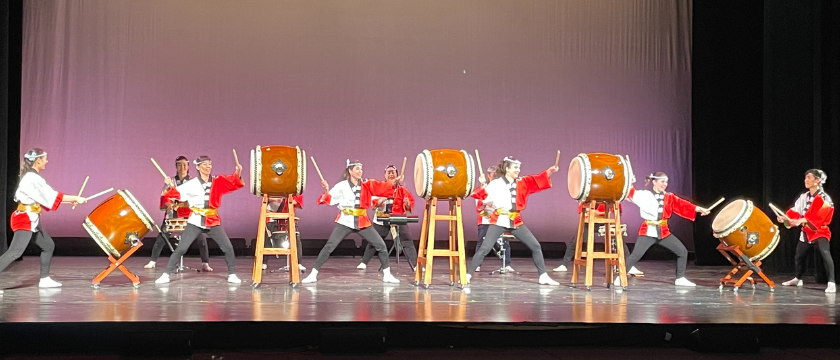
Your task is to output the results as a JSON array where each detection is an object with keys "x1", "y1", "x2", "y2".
[{"x1": 20, "y1": 0, "x2": 693, "y2": 245}]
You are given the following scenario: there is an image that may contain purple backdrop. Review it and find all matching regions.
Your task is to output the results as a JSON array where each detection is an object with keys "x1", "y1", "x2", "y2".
[{"x1": 20, "y1": 0, "x2": 693, "y2": 246}]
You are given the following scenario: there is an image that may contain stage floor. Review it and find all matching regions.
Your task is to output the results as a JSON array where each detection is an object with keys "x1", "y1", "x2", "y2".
[{"x1": 0, "y1": 256, "x2": 836, "y2": 324}]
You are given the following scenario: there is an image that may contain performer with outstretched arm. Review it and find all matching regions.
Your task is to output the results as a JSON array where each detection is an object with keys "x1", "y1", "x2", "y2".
[{"x1": 357, "y1": 165, "x2": 418, "y2": 271}]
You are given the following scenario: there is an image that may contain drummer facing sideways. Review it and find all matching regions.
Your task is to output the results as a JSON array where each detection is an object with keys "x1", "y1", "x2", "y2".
[
  {"x1": 155, "y1": 156, "x2": 245, "y2": 285},
  {"x1": 0, "y1": 148, "x2": 89, "y2": 294},
  {"x1": 467, "y1": 156, "x2": 560, "y2": 286},
  {"x1": 144, "y1": 156, "x2": 212, "y2": 271},
  {"x1": 302, "y1": 159, "x2": 402, "y2": 284},
  {"x1": 620, "y1": 172, "x2": 710, "y2": 287},
  {"x1": 776, "y1": 169, "x2": 835, "y2": 293}
]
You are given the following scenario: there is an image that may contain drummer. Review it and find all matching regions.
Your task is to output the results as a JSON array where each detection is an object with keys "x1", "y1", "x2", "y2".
[
  {"x1": 552, "y1": 202, "x2": 643, "y2": 276},
  {"x1": 0, "y1": 148, "x2": 88, "y2": 293},
  {"x1": 356, "y1": 165, "x2": 418, "y2": 271},
  {"x1": 262, "y1": 194, "x2": 306, "y2": 273},
  {"x1": 473, "y1": 165, "x2": 513, "y2": 272},
  {"x1": 144, "y1": 155, "x2": 212, "y2": 272},
  {"x1": 776, "y1": 169, "x2": 835, "y2": 293},
  {"x1": 302, "y1": 159, "x2": 401, "y2": 284},
  {"x1": 620, "y1": 172, "x2": 709, "y2": 287},
  {"x1": 155, "y1": 155, "x2": 244, "y2": 285},
  {"x1": 467, "y1": 156, "x2": 560, "y2": 286}
]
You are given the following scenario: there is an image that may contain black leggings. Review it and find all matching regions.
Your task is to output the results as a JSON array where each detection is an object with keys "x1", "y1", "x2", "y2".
[
  {"x1": 794, "y1": 237, "x2": 835, "y2": 282},
  {"x1": 625, "y1": 235, "x2": 688, "y2": 278},
  {"x1": 314, "y1": 224, "x2": 389, "y2": 271},
  {"x1": 164, "y1": 224, "x2": 237, "y2": 275},
  {"x1": 149, "y1": 231, "x2": 210, "y2": 263},
  {"x1": 0, "y1": 225, "x2": 55, "y2": 278},
  {"x1": 468, "y1": 224, "x2": 546, "y2": 275},
  {"x1": 360, "y1": 224, "x2": 418, "y2": 268}
]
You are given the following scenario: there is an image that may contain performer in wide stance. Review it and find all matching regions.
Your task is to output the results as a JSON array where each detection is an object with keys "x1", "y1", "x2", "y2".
[
  {"x1": 302, "y1": 159, "x2": 401, "y2": 284},
  {"x1": 144, "y1": 155, "x2": 212, "y2": 271},
  {"x1": 473, "y1": 166, "x2": 512, "y2": 272},
  {"x1": 155, "y1": 155, "x2": 244, "y2": 284},
  {"x1": 0, "y1": 148, "x2": 88, "y2": 293},
  {"x1": 357, "y1": 165, "x2": 418, "y2": 271},
  {"x1": 777, "y1": 169, "x2": 835, "y2": 293},
  {"x1": 467, "y1": 156, "x2": 560, "y2": 286},
  {"x1": 621, "y1": 172, "x2": 709, "y2": 287}
]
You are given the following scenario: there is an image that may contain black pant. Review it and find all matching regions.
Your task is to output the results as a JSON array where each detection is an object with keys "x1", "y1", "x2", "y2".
[
  {"x1": 263, "y1": 220, "x2": 303, "y2": 265},
  {"x1": 164, "y1": 224, "x2": 236, "y2": 275},
  {"x1": 0, "y1": 225, "x2": 54, "y2": 278},
  {"x1": 561, "y1": 227, "x2": 631, "y2": 266},
  {"x1": 314, "y1": 224, "x2": 389, "y2": 271},
  {"x1": 476, "y1": 224, "x2": 511, "y2": 266},
  {"x1": 625, "y1": 235, "x2": 688, "y2": 278},
  {"x1": 794, "y1": 237, "x2": 835, "y2": 282},
  {"x1": 468, "y1": 224, "x2": 546, "y2": 275},
  {"x1": 360, "y1": 223, "x2": 418, "y2": 268},
  {"x1": 149, "y1": 231, "x2": 210, "y2": 263}
]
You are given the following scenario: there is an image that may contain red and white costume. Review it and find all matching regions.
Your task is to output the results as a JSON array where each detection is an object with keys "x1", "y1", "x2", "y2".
[
  {"x1": 11, "y1": 171, "x2": 64, "y2": 232},
  {"x1": 372, "y1": 185, "x2": 414, "y2": 226},
  {"x1": 626, "y1": 187, "x2": 697, "y2": 238},
  {"x1": 317, "y1": 179, "x2": 394, "y2": 229},
  {"x1": 159, "y1": 175, "x2": 192, "y2": 219},
  {"x1": 472, "y1": 170, "x2": 553, "y2": 228},
  {"x1": 786, "y1": 190, "x2": 834, "y2": 242},
  {"x1": 162, "y1": 172, "x2": 244, "y2": 229}
]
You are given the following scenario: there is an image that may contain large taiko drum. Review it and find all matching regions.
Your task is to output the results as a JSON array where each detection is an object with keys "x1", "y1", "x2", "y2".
[
  {"x1": 712, "y1": 199, "x2": 780, "y2": 261},
  {"x1": 414, "y1": 149, "x2": 475, "y2": 199},
  {"x1": 567, "y1": 153, "x2": 633, "y2": 203},
  {"x1": 82, "y1": 190, "x2": 155, "y2": 258},
  {"x1": 250, "y1": 145, "x2": 306, "y2": 197}
]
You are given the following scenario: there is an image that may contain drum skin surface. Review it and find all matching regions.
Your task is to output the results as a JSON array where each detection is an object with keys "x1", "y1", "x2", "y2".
[
  {"x1": 567, "y1": 153, "x2": 632, "y2": 202},
  {"x1": 84, "y1": 190, "x2": 154, "y2": 258},
  {"x1": 712, "y1": 199, "x2": 780, "y2": 261},
  {"x1": 251, "y1": 145, "x2": 306, "y2": 197},
  {"x1": 414, "y1": 149, "x2": 474, "y2": 199}
]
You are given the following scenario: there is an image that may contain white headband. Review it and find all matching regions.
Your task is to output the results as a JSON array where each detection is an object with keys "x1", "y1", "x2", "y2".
[
  {"x1": 503, "y1": 157, "x2": 521, "y2": 165},
  {"x1": 24, "y1": 152, "x2": 47, "y2": 161},
  {"x1": 649, "y1": 173, "x2": 668, "y2": 180},
  {"x1": 346, "y1": 159, "x2": 362, "y2": 168}
]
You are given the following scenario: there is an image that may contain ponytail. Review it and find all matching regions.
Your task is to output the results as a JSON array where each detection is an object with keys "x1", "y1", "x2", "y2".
[{"x1": 20, "y1": 148, "x2": 46, "y2": 178}]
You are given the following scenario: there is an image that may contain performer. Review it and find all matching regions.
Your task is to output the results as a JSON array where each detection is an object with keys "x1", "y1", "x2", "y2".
[
  {"x1": 621, "y1": 172, "x2": 709, "y2": 287},
  {"x1": 552, "y1": 203, "x2": 643, "y2": 276},
  {"x1": 0, "y1": 148, "x2": 88, "y2": 293},
  {"x1": 262, "y1": 195, "x2": 306, "y2": 273},
  {"x1": 777, "y1": 169, "x2": 835, "y2": 293},
  {"x1": 467, "y1": 156, "x2": 560, "y2": 285},
  {"x1": 357, "y1": 165, "x2": 418, "y2": 271},
  {"x1": 473, "y1": 166, "x2": 512, "y2": 272},
  {"x1": 154, "y1": 155, "x2": 244, "y2": 284},
  {"x1": 144, "y1": 156, "x2": 212, "y2": 271},
  {"x1": 301, "y1": 159, "x2": 401, "y2": 284}
]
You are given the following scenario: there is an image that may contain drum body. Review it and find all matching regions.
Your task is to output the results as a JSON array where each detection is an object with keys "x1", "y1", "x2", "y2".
[
  {"x1": 83, "y1": 190, "x2": 155, "y2": 258},
  {"x1": 567, "y1": 153, "x2": 633, "y2": 203},
  {"x1": 712, "y1": 199, "x2": 780, "y2": 261},
  {"x1": 250, "y1": 145, "x2": 306, "y2": 197},
  {"x1": 414, "y1": 149, "x2": 475, "y2": 199}
]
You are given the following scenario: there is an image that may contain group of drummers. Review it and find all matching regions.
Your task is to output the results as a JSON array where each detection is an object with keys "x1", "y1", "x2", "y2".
[{"x1": 0, "y1": 147, "x2": 835, "y2": 294}]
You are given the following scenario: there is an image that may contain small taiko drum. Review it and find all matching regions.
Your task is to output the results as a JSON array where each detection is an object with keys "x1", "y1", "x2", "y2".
[
  {"x1": 598, "y1": 224, "x2": 628, "y2": 237},
  {"x1": 567, "y1": 153, "x2": 633, "y2": 203},
  {"x1": 414, "y1": 149, "x2": 475, "y2": 199},
  {"x1": 250, "y1": 145, "x2": 306, "y2": 197},
  {"x1": 164, "y1": 218, "x2": 188, "y2": 233},
  {"x1": 712, "y1": 199, "x2": 780, "y2": 261},
  {"x1": 82, "y1": 190, "x2": 155, "y2": 258}
]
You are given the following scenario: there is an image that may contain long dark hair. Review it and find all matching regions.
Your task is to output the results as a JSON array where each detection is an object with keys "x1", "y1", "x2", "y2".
[
  {"x1": 495, "y1": 157, "x2": 519, "y2": 179},
  {"x1": 806, "y1": 169, "x2": 828, "y2": 190},
  {"x1": 342, "y1": 159, "x2": 363, "y2": 182},
  {"x1": 645, "y1": 171, "x2": 668, "y2": 187},
  {"x1": 20, "y1": 148, "x2": 46, "y2": 178}
]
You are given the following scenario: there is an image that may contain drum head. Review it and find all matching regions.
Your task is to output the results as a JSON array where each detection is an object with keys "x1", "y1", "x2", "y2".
[
  {"x1": 414, "y1": 152, "x2": 431, "y2": 198},
  {"x1": 712, "y1": 199, "x2": 747, "y2": 234},
  {"x1": 567, "y1": 157, "x2": 585, "y2": 199},
  {"x1": 250, "y1": 147, "x2": 259, "y2": 196}
]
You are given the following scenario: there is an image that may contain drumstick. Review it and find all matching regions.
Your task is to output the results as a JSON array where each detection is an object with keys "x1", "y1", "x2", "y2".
[
  {"x1": 154, "y1": 224, "x2": 162, "y2": 233},
  {"x1": 150, "y1": 158, "x2": 167, "y2": 178},
  {"x1": 554, "y1": 150, "x2": 561, "y2": 168},
  {"x1": 310, "y1": 156, "x2": 325, "y2": 182},
  {"x1": 72, "y1": 176, "x2": 89, "y2": 210},
  {"x1": 232, "y1": 149, "x2": 240, "y2": 167},
  {"x1": 769, "y1": 203, "x2": 791, "y2": 221},
  {"x1": 474, "y1": 149, "x2": 484, "y2": 177},
  {"x1": 85, "y1": 188, "x2": 114, "y2": 202},
  {"x1": 400, "y1": 157, "x2": 407, "y2": 179},
  {"x1": 706, "y1": 197, "x2": 726, "y2": 211}
]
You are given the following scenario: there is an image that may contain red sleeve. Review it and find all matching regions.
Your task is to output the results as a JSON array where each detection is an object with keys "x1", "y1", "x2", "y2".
[
  {"x1": 627, "y1": 187, "x2": 636, "y2": 200},
  {"x1": 518, "y1": 170, "x2": 553, "y2": 196},
  {"x1": 470, "y1": 186, "x2": 488, "y2": 201},
  {"x1": 46, "y1": 192, "x2": 64, "y2": 212},
  {"x1": 805, "y1": 196, "x2": 833, "y2": 228},
  {"x1": 212, "y1": 173, "x2": 245, "y2": 195},
  {"x1": 317, "y1": 192, "x2": 331, "y2": 205},
  {"x1": 292, "y1": 194, "x2": 304, "y2": 209},
  {"x1": 668, "y1": 193, "x2": 697, "y2": 221},
  {"x1": 159, "y1": 195, "x2": 171, "y2": 211},
  {"x1": 162, "y1": 187, "x2": 181, "y2": 202},
  {"x1": 363, "y1": 179, "x2": 395, "y2": 198}
]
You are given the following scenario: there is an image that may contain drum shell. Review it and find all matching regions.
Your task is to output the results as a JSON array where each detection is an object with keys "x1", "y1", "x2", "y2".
[
  {"x1": 712, "y1": 200, "x2": 780, "y2": 261},
  {"x1": 83, "y1": 190, "x2": 154, "y2": 258},
  {"x1": 567, "y1": 153, "x2": 632, "y2": 203},
  {"x1": 251, "y1": 145, "x2": 306, "y2": 197},
  {"x1": 414, "y1": 149, "x2": 475, "y2": 199}
]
